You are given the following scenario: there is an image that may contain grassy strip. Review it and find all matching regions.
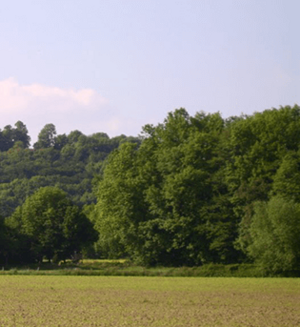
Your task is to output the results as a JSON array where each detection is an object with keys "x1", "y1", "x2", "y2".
[{"x1": 1, "y1": 262, "x2": 299, "y2": 277}]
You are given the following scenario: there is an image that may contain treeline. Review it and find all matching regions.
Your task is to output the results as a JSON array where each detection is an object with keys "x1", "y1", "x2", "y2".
[
  {"x1": 1, "y1": 105, "x2": 300, "y2": 273},
  {"x1": 92, "y1": 105, "x2": 300, "y2": 273},
  {"x1": 0, "y1": 122, "x2": 139, "y2": 264},
  {"x1": 0, "y1": 123, "x2": 140, "y2": 217}
]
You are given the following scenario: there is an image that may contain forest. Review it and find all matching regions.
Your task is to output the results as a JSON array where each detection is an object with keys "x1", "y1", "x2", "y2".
[{"x1": 1, "y1": 105, "x2": 300, "y2": 274}]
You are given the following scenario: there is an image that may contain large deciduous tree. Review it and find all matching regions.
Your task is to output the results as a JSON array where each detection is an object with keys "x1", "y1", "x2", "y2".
[
  {"x1": 7, "y1": 187, "x2": 97, "y2": 262},
  {"x1": 227, "y1": 105, "x2": 300, "y2": 254},
  {"x1": 94, "y1": 108, "x2": 239, "y2": 266}
]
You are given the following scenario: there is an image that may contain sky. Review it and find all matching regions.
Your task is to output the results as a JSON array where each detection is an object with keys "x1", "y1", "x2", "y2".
[{"x1": 0, "y1": 0, "x2": 299, "y2": 144}]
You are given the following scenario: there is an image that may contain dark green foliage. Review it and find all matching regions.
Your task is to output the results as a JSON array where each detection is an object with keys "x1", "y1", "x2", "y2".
[
  {"x1": 0, "y1": 121, "x2": 30, "y2": 151},
  {"x1": 0, "y1": 123, "x2": 140, "y2": 218},
  {"x1": 94, "y1": 109, "x2": 240, "y2": 266},
  {"x1": 272, "y1": 152, "x2": 300, "y2": 201},
  {"x1": 226, "y1": 105, "x2": 300, "y2": 255},
  {"x1": 0, "y1": 216, "x2": 11, "y2": 264},
  {"x1": 0, "y1": 261, "x2": 275, "y2": 277},
  {"x1": 224, "y1": 105, "x2": 300, "y2": 204},
  {"x1": 34, "y1": 123, "x2": 57, "y2": 149},
  {"x1": 6, "y1": 187, "x2": 97, "y2": 263},
  {"x1": 0, "y1": 121, "x2": 140, "y2": 264},
  {"x1": 93, "y1": 105, "x2": 300, "y2": 269},
  {"x1": 247, "y1": 196, "x2": 300, "y2": 273},
  {"x1": 2, "y1": 105, "x2": 300, "y2": 272}
]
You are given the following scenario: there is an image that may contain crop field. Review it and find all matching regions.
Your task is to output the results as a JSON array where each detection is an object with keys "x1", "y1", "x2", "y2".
[{"x1": 0, "y1": 276, "x2": 299, "y2": 327}]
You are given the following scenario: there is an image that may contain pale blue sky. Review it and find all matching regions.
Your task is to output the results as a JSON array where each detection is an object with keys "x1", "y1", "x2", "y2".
[{"x1": 0, "y1": 0, "x2": 299, "y2": 143}]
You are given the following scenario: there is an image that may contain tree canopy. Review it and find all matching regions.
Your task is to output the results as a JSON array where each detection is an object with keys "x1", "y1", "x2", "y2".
[
  {"x1": 92, "y1": 105, "x2": 300, "y2": 269},
  {"x1": 94, "y1": 109, "x2": 238, "y2": 265},
  {"x1": 1, "y1": 105, "x2": 300, "y2": 271},
  {"x1": 248, "y1": 196, "x2": 300, "y2": 272},
  {"x1": 6, "y1": 187, "x2": 97, "y2": 263}
]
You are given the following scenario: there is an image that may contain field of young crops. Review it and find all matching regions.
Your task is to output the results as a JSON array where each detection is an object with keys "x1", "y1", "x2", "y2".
[{"x1": 0, "y1": 276, "x2": 299, "y2": 326}]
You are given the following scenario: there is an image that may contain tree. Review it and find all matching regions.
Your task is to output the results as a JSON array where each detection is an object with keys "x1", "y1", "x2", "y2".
[
  {"x1": 7, "y1": 187, "x2": 97, "y2": 262},
  {"x1": 54, "y1": 134, "x2": 68, "y2": 150},
  {"x1": 14, "y1": 121, "x2": 31, "y2": 148},
  {"x1": 0, "y1": 216, "x2": 10, "y2": 264},
  {"x1": 67, "y1": 130, "x2": 83, "y2": 145},
  {"x1": 137, "y1": 109, "x2": 237, "y2": 265},
  {"x1": 94, "y1": 142, "x2": 141, "y2": 259},
  {"x1": 34, "y1": 124, "x2": 57, "y2": 149},
  {"x1": 0, "y1": 122, "x2": 30, "y2": 151},
  {"x1": 94, "y1": 109, "x2": 239, "y2": 266},
  {"x1": 272, "y1": 152, "x2": 300, "y2": 202},
  {"x1": 225, "y1": 105, "x2": 300, "y2": 256},
  {"x1": 1, "y1": 125, "x2": 14, "y2": 151},
  {"x1": 247, "y1": 196, "x2": 300, "y2": 273},
  {"x1": 225, "y1": 105, "x2": 300, "y2": 199}
]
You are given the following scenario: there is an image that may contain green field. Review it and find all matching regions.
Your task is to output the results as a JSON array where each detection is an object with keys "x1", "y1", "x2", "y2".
[{"x1": 0, "y1": 276, "x2": 299, "y2": 326}]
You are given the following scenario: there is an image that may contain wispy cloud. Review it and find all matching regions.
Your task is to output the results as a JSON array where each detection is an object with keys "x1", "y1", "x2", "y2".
[{"x1": 0, "y1": 77, "x2": 108, "y2": 114}]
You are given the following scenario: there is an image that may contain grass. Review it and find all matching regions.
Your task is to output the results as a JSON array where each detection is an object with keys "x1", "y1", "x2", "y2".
[
  {"x1": 1, "y1": 260, "x2": 299, "y2": 277},
  {"x1": 0, "y1": 276, "x2": 299, "y2": 326}
]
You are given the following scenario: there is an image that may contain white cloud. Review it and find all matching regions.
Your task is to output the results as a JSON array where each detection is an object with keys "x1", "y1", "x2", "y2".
[
  {"x1": 0, "y1": 77, "x2": 108, "y2": 114},
  {"x1": 0, "y1": 77, "x2": 143, "y2": 144}
]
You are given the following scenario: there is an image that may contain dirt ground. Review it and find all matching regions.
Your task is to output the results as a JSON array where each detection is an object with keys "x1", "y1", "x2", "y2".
[{"x1": 0, "y1": 276, "x2": 299, "y2": 326}]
